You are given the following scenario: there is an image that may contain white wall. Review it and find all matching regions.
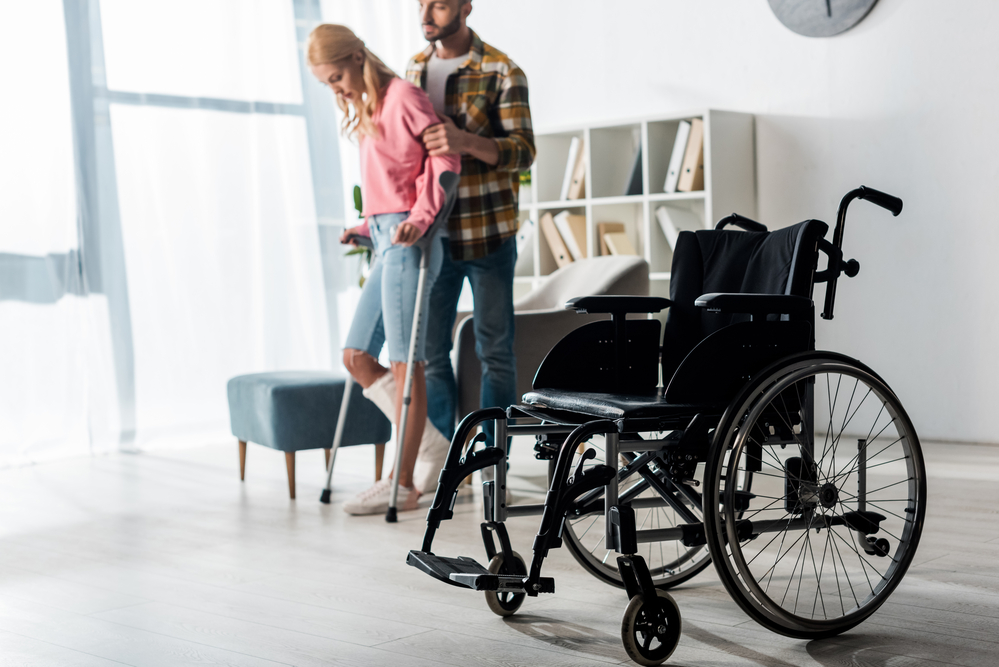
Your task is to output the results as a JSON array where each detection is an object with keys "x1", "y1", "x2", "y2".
[{"x1": 472, "y1": 0, "x2": 998, "y2": 443}]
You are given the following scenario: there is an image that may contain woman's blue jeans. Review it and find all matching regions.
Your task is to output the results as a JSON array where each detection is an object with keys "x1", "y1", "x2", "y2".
[{"x1": 343, "y1": 212, "x2": 443, "y2": 363}]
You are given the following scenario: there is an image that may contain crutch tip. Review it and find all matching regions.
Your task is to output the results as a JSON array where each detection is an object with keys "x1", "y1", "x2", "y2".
[
  {"x1": 385, "y1": 507, "x2": 398, "y2": 523},
  {"x1": 319, "y1": 489, "x2": 332, "y2": 504}
]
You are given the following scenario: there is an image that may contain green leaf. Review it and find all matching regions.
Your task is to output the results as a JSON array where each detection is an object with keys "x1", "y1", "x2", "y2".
[{"x1": 353, "y1": 185, "x2": 363, "y2": 218}]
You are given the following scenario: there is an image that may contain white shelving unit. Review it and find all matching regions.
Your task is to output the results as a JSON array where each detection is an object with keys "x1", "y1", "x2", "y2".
[{"x1": 514, "y1": 110, "x2": 756, "y2": 303}]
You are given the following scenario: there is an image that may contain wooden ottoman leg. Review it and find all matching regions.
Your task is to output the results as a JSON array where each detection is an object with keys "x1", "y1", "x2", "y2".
[
  {"x1": 239, "y1": 440, "x2": 247, "y2": 481},
  {"x1": 374, "y1": 443, "x2": 385, "y2": 481},
  {"x1": 324, "y1": 448, "x2": 331, "y2": 470},
  {"x1": 285, "y1": 451, "x2": 296, "y2": 499}
]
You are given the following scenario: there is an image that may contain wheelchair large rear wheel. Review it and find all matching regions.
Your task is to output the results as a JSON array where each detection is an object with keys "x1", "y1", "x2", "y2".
[
  {"x1": 703, "y1": 352, "x2": 926, "y2": 639},
  {"x1": 556, "y1": 440, "x2": 713, "y2": 590}
]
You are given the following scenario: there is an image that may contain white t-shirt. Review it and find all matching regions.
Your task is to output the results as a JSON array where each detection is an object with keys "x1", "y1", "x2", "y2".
[{"x1": 425, "y1": 51, "x2": 468, "y2": 115}]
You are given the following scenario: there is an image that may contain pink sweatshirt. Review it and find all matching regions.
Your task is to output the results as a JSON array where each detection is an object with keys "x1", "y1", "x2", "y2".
[{"x1": 358, "y1": 77, "x2": 461, "y2": 236}]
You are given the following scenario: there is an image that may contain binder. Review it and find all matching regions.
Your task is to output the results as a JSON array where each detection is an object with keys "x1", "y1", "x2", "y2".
[
  {"x1": 624, "y1": 146, "x2": 642, "y2": 196},
  {"x1": 553, "y1": 211, "x2": 588, "y2": 260},
  {"x1": 676, "y1": 118, "x2": 704, "y2": 192},
  {"x1": 540, "y1": 212, "x2": 573, "y2": 267},
  {"x1": 560, "y1": 137, "x2": 582, "y2": 200},
  {"x1": 567, "y1": 139, "x2": 586, "y2": 200},
  {"x1": 655, "y1": 206, "x2": 703, "y2": 250},
  {"x1": 604, "y1": 232, "x2": 637, "y2": 256},
  {"x1": 515, "y1": 217, "x2": 536, "y2": 257},
  {"x1": 663, "y1": 120, "x2": 691, "y2": 193},
  {"x1": 597, "y1": 222, "x2": 626, "y2": 255}
]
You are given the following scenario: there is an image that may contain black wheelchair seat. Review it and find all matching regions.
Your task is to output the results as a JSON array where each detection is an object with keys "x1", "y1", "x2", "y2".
[{"x1": 521, "y1": 388, "x2": 707, "y2": 420}]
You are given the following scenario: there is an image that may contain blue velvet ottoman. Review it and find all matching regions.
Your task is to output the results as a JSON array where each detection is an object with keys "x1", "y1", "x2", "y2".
[{"x1": 226, "y1": 371, "x2": 392, "y2": 499}]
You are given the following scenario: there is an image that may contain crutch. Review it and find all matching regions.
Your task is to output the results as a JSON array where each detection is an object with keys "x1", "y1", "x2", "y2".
[
  {"x1": 318, "y1": 172, "x2": 460, "y2": 509},
  {"x1": 386, "y1": 171, "x2": 460, "y2": 522},
  {"x1": 319, "y1": 230, "x2": 371, "y2": 504}
]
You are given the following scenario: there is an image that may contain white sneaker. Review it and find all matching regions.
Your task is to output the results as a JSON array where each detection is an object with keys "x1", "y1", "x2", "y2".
[
  {"x1": 362, "y1": 372, "x2": 452, "y2": 495},
  {"x1": 342, "y1": 479, "x2": 420, "y2": 516}
]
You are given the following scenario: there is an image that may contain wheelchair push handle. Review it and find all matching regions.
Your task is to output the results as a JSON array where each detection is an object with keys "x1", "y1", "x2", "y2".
[
  {"x1": 822, "y1": 186, "x2": 904, "y2": 320},
  {"x1": 715, "y1": 213, "x2": 768, "y2": 233},
  {"x1": 857, "y1": 186, "x2": 903, "y2": 217}
]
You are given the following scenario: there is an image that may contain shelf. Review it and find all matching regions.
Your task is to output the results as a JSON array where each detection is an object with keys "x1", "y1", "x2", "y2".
[
  {"x1": 648, "y1": 191, "x2": 705, "y2": 203},
  {"x1": 535, "y1": 194, "x2": 675, "y2": 209},
  {"x1": 536, "y1": 199, "x2": 588, "y2": 209},
  {"x1": 521, "y1": 110, "x2": 757, "y2": 287}
]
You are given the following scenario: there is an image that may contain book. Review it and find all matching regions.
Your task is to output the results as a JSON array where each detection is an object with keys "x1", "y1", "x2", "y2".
[
  {"x1": 567, "y1": 139, "x2": 586, "y2": 200},
  {"x1": 597, "y1": 222, "x2": 626, "y2": 255},
  {"x1": 553, "y1": 211, "x2": 588, "y2": 260},
  {"x1": 603, "y1": 231, "x2": 637, "y2": 256},
  {"x1": 516, "y1": 217, "x2": 535, "y2": 255},
  {"x1": 655, "y1": 205, "x2": 703, "y2": 250},
  {"x1": 540, "y1": 212, "x2": 573, "y2": 267},
  {"x1": 625, "y1": 146, "x2": 642, "y2": 196},
  {"x1": 677, "y1": 118, "x2": 704, "y2": 192},
  {"x1": 663, "y1": 120, "x2": 691, "y2": 193},
  {"x1": 560, "y1": 137, "x2": 582, "y2": 200}
]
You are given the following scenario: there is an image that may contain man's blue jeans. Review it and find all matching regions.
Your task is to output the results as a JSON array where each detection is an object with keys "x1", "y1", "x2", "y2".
[{"x1": 424, "y1": 235, "x2": 517, "y2": 446}]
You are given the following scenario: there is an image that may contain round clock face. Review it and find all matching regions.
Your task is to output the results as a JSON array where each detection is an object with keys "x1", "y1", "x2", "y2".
[{"x1": 768, "y1": 0, "x2": 879, "y2": 37}]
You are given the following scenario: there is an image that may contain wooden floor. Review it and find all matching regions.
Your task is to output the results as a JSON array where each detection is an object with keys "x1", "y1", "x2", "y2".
[{"x1": 0, "y1": 437, "x2": 997, "y2": 666}]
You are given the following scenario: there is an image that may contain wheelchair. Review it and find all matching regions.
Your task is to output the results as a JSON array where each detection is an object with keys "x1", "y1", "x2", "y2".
[{"x1": 407, "y1": 186, "x2": 926, "y2": 666}]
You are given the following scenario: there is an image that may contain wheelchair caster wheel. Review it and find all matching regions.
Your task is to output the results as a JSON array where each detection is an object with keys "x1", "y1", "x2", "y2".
[
  {"x1": 864, "y1": 536, "x2": 891, "y2": 558},
  {"x1": 621, "y1": 589, "x2": 681, "y2": 666},
  {"x1": 484, "y1": 551, "x2": 527, "y2": 617}
]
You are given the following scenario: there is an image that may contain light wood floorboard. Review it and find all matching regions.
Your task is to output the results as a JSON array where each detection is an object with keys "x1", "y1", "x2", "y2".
[{"x1": 0, "y1": 439, "x2": 996, "y2": 666}]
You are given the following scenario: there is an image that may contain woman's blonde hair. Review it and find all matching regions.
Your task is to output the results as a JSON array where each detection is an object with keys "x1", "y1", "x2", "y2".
[{"x1": 307, "y1": 24, "x2": 396, "y2": 139}]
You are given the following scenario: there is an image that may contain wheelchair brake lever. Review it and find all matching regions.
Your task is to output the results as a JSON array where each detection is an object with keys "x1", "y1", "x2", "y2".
[{"x1": 569, "y1": 447, "x2": 597, "y2": 484}]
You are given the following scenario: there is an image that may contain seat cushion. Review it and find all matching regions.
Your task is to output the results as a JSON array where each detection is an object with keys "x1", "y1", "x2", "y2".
[
  {"x1": 521, "y1": 388, "x2": 707, "y2": 420},
  {"x1": 227, "y1": 371, "x2": 391, "y2": 452}
]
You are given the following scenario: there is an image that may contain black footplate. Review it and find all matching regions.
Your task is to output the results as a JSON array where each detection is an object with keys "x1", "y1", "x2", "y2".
[{"x1": 407, "y1": 550, "x2": 555, "y2": 593}]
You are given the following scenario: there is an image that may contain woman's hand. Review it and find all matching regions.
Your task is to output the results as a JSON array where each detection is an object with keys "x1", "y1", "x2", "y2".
[
  {"x1": 340, "y1": 225, "x2": 367, "y2": 246},
  {"x1": 392, "y1": 222, "x2": 422, "y2": 247}
]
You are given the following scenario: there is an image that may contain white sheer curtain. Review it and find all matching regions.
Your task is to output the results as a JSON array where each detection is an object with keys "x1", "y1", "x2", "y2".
[
  {"x1": 0, "y1": 0, "x2": 111, "y2": 466},
  {"x1": 101, "y1": 0, "x2": 330, "y2": 449},
  {"x1": 0, "y1": 0, "x2": 343, "y2": 465}
]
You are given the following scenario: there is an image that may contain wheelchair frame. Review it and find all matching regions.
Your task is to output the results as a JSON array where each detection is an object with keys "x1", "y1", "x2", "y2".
[{"x1": 407, "y1": 187, "x2": 926, "y2": 666}]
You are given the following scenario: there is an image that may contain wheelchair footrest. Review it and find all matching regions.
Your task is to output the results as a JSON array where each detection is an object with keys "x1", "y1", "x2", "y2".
[
  {"x1": 407, "y1": 550, "x2": 555, "y2": 594},
  {"x1": 450, "y1": 572, "x2": 555, "y2": 594},
  {"x1": 407, "y1": 550, "x2": 488, "y2": 589}
]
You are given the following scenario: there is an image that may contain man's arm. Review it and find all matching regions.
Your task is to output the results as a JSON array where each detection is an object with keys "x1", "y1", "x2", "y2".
[
  {"x1": 423, "y1": 115, "x2": 499, "y2": 165},
  {"x1": 422, "y1": 64, "x2": 535, "y2": 172},
  {"x1": 488, "y1": 64, "x2": 535, "y2": 172}
]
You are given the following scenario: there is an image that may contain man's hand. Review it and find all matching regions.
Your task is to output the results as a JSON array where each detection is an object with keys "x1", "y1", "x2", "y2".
[
  {"x1": 422, "y1": 114, "x2": 464, "y2": 157},
  {"x1": 392, "y1": 222, "x2": 422, "y2": 247}
]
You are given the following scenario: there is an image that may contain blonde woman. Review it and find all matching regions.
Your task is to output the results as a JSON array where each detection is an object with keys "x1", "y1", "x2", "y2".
[{"x1": 308, "y1": 24, "x2": 460, "y2": 515}]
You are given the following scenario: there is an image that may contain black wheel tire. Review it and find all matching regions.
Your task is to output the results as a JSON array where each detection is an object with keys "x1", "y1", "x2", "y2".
[
  {"x1": 484, "y1": 551, "x2": 527, "y2": 617},
  {"x1": 621, "y1": 589, "x2": 682, "y2": 666},
  {"x1": 703, "y1": 352, "x2": 926, "y2": 640},
  {"x1": 553, "y1": 456, "x2": 713, "y2": 591}
]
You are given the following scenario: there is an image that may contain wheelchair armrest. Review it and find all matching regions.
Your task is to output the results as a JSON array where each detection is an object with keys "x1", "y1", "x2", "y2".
[
  {"x1": 566, "y1": 295, "x2": 672, "y2": 315},
  {"x1": 695, "y1": 293, "x2": 813, "y2": 318}
]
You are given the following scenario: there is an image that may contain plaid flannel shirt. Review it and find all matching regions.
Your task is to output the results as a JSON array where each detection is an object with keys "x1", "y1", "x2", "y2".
[{"x1": 406, "y1": 31, "x2": 535, "y2": 260}]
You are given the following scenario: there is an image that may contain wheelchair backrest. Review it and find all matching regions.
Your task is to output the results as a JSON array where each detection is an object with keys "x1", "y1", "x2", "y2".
[{"x1": 661, "y1": 219, "x2": 828, "y2": 382}]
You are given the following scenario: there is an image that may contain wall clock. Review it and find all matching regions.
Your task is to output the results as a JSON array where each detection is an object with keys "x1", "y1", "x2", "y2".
[{"x1": 768, "y1": 0, "x2": 879, "y2": 37}]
